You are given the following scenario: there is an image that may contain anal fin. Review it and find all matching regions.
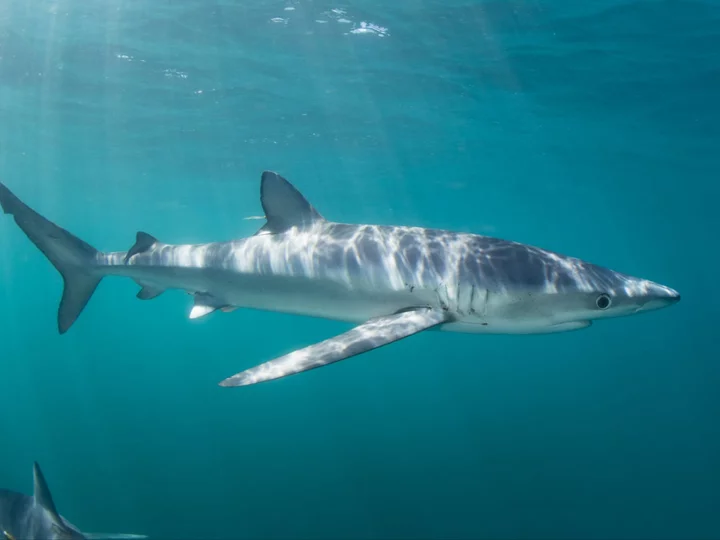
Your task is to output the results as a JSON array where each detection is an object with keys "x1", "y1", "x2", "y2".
[
  {"x1": 136, "y1": 285, "x2": 165, "y2": 300},
  {"x1": 218, "y1": 307, "x2": 450, "y2": 387}
]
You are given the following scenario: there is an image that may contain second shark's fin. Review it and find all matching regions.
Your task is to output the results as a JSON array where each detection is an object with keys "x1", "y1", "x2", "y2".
[
  {"x1": 33, "y1": 462, "x2": 61, "y2": 519},
  {"x1": 33, "y1": 463, "x2": 148, "y2": 540},
  {"x1": 32, "y1": 462, "x2": 75, "y2": 539},
  {"x1": 189, "y1": 292, "x2": 228, "y2": 319},
  {"x1": 256, "y1": 171, "x2": 325, "y2": 235},
  {"x1": 0, "y1": 183, "x2": 103, "y2": 334},
  {"x1": 124, "y1": 231, "x2": 158, "y2": 263},
  {"x1": 218, "y1": 307, "x2": 450, "y2": 387}
]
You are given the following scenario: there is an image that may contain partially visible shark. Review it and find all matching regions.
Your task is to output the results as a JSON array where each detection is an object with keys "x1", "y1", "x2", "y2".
[
  {"x1": 0, "y1": 172, "x2": 680, "y2": 387},
  {"x1": 0, "y1": 462, "x2": 146, "y2": 540}
]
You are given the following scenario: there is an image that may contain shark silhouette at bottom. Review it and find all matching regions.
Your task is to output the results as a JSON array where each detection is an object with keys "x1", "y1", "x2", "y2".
[{"x1": 0, "y1": 461, "x2": 146, "y2": 540}]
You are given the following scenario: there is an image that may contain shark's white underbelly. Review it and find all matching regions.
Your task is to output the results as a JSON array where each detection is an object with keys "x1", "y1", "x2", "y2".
[
  {"x1": 106, "y1": 264, "x2": 435, "y2": 324},
  {"x1": 102, "y1": 257, "x2": 583, "y2": 335},
  {"x1": 96, "y1": 240, "x2": 586, "y2": 334}
]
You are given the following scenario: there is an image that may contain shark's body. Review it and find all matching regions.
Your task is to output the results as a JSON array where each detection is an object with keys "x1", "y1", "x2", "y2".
[
  {"x1": 0, "y1": 171, "x2": 680, "y2": 387},
  {"x1": 0, "y1": 462, "x2": 145, "y2": 540}
]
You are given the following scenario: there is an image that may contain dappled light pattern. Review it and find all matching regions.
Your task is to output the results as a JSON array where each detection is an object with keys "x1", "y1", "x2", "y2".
[{"x1": 106, "y1": 220, "x2": 678, "y2": 321}]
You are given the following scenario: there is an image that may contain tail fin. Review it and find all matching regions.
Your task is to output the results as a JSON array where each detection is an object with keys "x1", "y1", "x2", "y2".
[{"x1": 0, "y1": 182, "x2": 102, "y2": 333}]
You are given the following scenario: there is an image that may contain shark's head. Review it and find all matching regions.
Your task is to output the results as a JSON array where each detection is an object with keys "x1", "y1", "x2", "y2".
[
  {"x1": 550, "y1": 265, "x2": 679, "y2": 322},
  {"x1": 598, "y1": 270, "x2": 680, "y2": 316},
  {"x1": 518, "y1": 257, "x2": 680, "y2": 331},
  {"x1": 472, "y1": 244, "x2": 681, "y2": 333}
]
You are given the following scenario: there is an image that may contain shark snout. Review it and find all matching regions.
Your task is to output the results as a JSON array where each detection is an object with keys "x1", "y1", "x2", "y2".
[{"x1": 637, "y1": 281, "x2": 681, "y2": 312}]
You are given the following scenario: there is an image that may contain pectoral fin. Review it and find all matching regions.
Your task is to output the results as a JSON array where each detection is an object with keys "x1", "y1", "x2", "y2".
[
  {"x1": 218, "y1": 307, "x2": 449, "y2": 387},
  {"x1": 84, "y1": 534, "x2": 148, "y2": 539}
]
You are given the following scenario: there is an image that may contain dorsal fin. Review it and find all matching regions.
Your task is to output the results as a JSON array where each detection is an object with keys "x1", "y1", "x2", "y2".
[
  {"x1": 32, "y1": 462, "x2": 62, "y2": 522},
  {"x1": 124, "y1": 232, "x2": 158, "y2": 263},
  {"x1": 257, "y1": 171, "x2": 324, "y2": 234}
]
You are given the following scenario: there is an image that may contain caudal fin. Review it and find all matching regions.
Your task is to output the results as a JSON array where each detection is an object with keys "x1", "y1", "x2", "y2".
[{"x1": 0, "y1": 182, "x2": 102, "y2": 333}]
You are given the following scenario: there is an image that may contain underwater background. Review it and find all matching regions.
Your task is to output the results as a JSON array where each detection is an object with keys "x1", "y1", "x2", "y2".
[{"x1": 0, "y1": 0, "x2": 718, "y2": 538}]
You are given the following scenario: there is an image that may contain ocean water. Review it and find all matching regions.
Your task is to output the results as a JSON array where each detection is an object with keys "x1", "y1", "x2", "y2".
[{"x1": 0, "y1": 0, "x2": 718, "y2": 538}]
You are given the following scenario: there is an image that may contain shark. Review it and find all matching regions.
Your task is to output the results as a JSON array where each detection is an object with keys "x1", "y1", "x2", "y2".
[
  {"x1": 0, "y1": 171, "x2": 680, "y2": 387},
  {"x1": 0, "y1": 462, "x2": 146, "y2": 540}
]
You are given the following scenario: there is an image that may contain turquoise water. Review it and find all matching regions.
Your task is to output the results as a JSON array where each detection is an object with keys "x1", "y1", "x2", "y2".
[{"x1": 0, "y1": 1, "x2": 718, "y2": 538}]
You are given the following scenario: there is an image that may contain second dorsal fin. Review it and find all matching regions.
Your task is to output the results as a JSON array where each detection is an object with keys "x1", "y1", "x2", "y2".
[
  {"x1": 257, "y1": 171, "x2": 324, "y2": 235},
  {"x1": 124, "y1": 232, "x2": 158, "y2": 263}
]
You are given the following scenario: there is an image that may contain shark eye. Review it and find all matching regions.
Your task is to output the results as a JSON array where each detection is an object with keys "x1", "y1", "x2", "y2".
[{"x1": 596, "y1": 293, "x2": 612, "y2": 310}]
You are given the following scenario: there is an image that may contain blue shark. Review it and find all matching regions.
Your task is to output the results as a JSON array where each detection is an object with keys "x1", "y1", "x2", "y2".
[
  {"x1": 0, "y1": 172, "x2": 680, "y2": 387},
  {"x1": 0, "y1": 462, "x2": 146, "y2": 540}
]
